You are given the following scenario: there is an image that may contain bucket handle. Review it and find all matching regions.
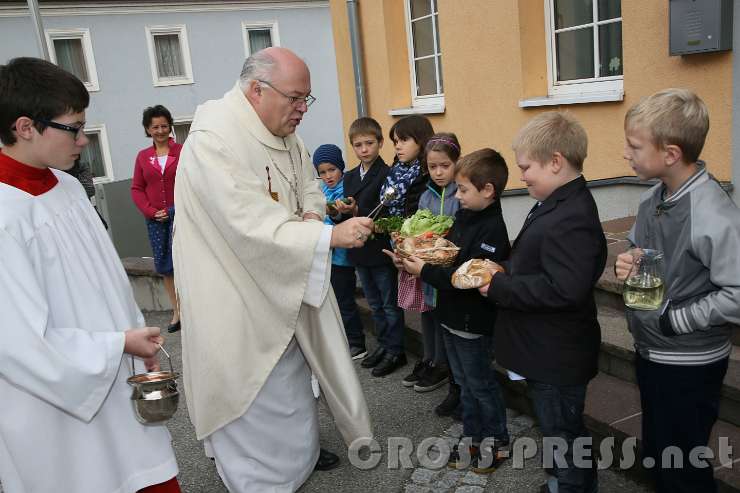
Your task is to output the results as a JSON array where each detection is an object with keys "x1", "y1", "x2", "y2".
[{"x1": 131, "y1": 343, "x2": 174, "y2": 376}]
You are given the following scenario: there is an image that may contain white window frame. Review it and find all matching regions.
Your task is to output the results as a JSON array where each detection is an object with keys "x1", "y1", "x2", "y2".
[
  {"x1": 544, "y1": 0, "x2": 623, "y2": 97},
  {"x1": 241, "y1": 21, "x2": 280, "y2": 58},
  {"x1": 172, "y1": 116, "x2": 193, "y2": 144},
  {"x1": 45, "y1": 28, "x2": 100, "y2": 92},
  {"x1": 83, "y1": 124, "x2": 114, "y2": 184},
  {"x1": 403, "y1": 0, "x2": 444, "y2": 110},
  {"x1": 145, "y1": 24, "x2": 194, "y2": 87}
]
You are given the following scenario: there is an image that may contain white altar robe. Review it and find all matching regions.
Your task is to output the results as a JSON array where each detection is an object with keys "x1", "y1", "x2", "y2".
[
  {"x1": 173, "y1": 83, "x2": 372, "y2": 492},
  {"x1": 0, "y1": 172, "x2": 178, "y2": 493}
]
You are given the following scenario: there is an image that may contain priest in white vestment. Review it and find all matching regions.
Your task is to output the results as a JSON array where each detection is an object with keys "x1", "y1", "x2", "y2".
[{"x1": 172, "y1": 48, "x2": 374, "y2": 492}]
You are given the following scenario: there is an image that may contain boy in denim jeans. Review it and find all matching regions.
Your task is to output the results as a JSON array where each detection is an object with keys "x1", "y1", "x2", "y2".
[
  {"x1": 335, "y1": 118, "x2": 404, "y2": 361},
  {"x1": 616, "y1": 89, "x2": 740, "y2": 493},
  {"x1": 480, "y1": 112, "x2": 607, "y2": 493},
  {"x1": 404, "y1": 148, "x2": 511, "y2": 473}
]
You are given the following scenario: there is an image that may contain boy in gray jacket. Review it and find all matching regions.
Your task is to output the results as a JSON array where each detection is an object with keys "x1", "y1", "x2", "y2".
[{"x1": 616, "y1": 88, "x2": 740, "y2": 493}]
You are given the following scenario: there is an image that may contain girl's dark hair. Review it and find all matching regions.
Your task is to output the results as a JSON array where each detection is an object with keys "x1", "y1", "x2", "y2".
[
  {"x1": 389, "y1": 115, "x2": 434, "y2": 171},
  {"x1": 425, "y1": 132, "x2": 461, "y2": 163},
  {"x1": 0, "y1": 57, "x2": 89, "y2": 146},
  {"x1": 142, "y1": 105, "x2": 174, "y2": 137}
]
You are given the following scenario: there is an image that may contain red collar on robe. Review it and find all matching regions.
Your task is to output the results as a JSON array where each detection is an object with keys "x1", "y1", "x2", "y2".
[{"x1": 0, "y1": 150, "x2": 58, "y2": 196}]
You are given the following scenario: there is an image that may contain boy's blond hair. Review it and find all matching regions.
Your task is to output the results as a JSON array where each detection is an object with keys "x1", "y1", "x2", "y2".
[
  {"x1": 512, "y1": 111, "x2": 587, "y2": 172},
  {"x1": 624, "y1": 88, "x2": 709, "y2": 163}
]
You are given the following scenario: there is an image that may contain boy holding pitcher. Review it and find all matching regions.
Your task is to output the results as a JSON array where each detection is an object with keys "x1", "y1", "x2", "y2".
[{"x1": 616, "y1": 88, "x2": 740, "y2": 493}]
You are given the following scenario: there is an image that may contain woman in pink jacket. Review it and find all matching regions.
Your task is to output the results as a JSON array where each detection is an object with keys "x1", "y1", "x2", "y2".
[{"x1": 131, "y1": 105, "x2": 183, "y2": 332}]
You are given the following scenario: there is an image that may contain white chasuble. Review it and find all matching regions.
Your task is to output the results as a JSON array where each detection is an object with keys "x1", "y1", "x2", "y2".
[
  {"x1": 172, "y1": 82, "x2": 372, "y2": 485},
  {"x1": 0, "y1": 172, "x2": 177, "y2": 493}
]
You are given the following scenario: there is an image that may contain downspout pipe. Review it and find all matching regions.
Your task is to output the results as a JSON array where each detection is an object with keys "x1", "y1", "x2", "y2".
[
  {"x1": 347, "y1": 0, "x2": 367, "y2": 117},
  {"x1": 27, "y1": 0, "x2": 50, "y2": 61}
]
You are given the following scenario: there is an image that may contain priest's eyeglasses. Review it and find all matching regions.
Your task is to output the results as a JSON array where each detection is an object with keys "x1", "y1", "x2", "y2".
[
  {"x1": 36, "y1": 119, "x2": 86, "y2": 140},
  {"x1": 257, "y1": 79, "x2": 316, "y2": 108}
]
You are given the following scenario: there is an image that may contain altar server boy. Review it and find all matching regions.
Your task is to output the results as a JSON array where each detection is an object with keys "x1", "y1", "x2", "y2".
[{"x1": 0, "y1": 57, "x2": 180, "y2": 493}]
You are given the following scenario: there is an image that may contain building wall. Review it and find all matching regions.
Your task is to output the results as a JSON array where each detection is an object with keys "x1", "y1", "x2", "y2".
[
  {"x1": 0, "y1": 1, "x2": 343, "y2": 182},
  {"x1": 330, "y1": 0, "x2": 733, "y2": 184},
  {"x1": 734, "y1": 0, "x2": 740, "y2": 205}
]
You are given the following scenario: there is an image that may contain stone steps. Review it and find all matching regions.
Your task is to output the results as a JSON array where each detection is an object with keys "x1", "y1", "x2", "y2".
[{"x1": 596, "y1": 303, "x2": 740, "y2": 428}]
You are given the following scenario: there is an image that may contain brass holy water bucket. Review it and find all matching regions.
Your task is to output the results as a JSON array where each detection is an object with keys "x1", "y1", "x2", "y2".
[{"x1": 127, "y1": 345, "x2": 180, "y2": 424}]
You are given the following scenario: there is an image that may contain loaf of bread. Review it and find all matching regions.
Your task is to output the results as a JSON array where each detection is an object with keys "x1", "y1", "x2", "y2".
[{"x1": 451, "y1": 259, "x2": 504, "y2": 289}]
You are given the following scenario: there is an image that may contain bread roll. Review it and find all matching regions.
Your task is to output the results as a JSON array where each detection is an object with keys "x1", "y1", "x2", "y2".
[{"x1": 451, "y1": 259, "x2": 504, "y2": 289}]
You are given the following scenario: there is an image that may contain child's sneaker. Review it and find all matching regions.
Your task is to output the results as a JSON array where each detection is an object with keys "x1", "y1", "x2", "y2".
[
  {"x1": 414, "y1": 364, "x2": 449, "y2": 392},
  {"x1": 434, "y1": 384, "x2": 461, "y2": 416},
  {"x1": 402, "y1": 360, "x2": 430, "y2": 388},
  {"x1": 470, "y1": 441, "x2": 510, "y2": 474},
  {"x1": 447, "y1": 443, "x2": 475, "y2": 469}
]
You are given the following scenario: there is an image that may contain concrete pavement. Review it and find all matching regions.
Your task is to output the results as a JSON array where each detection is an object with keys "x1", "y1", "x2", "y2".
[
  {"x1": 0, "y1": 310, "x2": 650, "y2": 493},
  {"x1": 146, "y1": 310, "x2": 650, "y2": 493}
]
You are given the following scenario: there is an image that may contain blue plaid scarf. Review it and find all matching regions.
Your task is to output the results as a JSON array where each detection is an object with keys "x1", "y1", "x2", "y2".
[{"x1": 380, "y1": 159, "x2": 421, "y2": 217}]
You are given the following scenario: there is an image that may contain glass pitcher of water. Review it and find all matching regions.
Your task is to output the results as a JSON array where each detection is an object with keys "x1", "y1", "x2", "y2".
[{"x1": 623, "y1": 249, "x2": 665, "y2": 310}]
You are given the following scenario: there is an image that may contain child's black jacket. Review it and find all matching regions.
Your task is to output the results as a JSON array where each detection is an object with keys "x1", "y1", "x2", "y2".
[{"x1": 421, "y1": 200, "x2": 510, "y2": 335}]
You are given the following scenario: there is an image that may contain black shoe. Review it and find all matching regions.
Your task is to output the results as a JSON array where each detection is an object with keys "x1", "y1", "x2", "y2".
[
  {"x1": 371, "y1": 353, "x2": 408, "y2": 377},
  {"x1": 447, "y1": 443, "x2": 473, "y2": 469},
  {"x1": 167, "y1": 321, "x2": 181, "y2": 333},
  {"x1": 350, "y1": 346, "x2": 368, "y2": 360},
  {"x1": 414, "y1": 364, "x2": 449, "y2": 392},
  {"x1": 361, "y1": 347, "x2": 386, "y2": 368},
  {"x1": 401, "y1": 360, "x2": 429, "y2": 388},
  {"x1": 434, "y1": 384, "x2": 461, "y2": 416},
  {"x1": 470, "y1": 442, "x2": 509, "y2": 474},
  {"x1": 314, "y1": 448, "x2": 340, "y2": 471}
]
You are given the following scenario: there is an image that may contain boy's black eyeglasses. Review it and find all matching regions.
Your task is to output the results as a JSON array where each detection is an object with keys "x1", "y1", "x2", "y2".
[
  {"x1": 36, "y1": 119, "x2": 86, "y2": 139},
  {"x1": 256, "y1": 79, "x2": 316, "y2": 108}
]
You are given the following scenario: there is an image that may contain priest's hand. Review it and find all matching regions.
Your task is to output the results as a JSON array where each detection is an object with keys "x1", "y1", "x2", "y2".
[
  {"x1": 331, "y1": 217, "x2": 373, "y2": 248},
  {"x1": 124, "y1": 327, "x2": 164, "y2": 359}
]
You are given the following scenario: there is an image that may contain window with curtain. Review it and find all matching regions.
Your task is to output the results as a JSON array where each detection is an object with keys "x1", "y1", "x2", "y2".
[
  {"x1": 154, "y1": 34, "x2": 185, "y2": 78},
  {"x1": 46, "y1": 29, "x2": 99, "y2": 91},
  {"x1": 52, "y1": 38, "x2": 89, "y2": 82},
  {"x1": 146, "y1": 25, "x2": 194, "y2": 86},
  {"x1": 247, "y1": 29, "x2": 272, "y2": 55},
  {"x1": 548, "y1": 0, "x2": 622, "y2": 92},
  {"x1": 407, "y1": 0, "x2": 443, "y2": 99},
  {"x1": 173, "y1": 122, "x2": 191, "y2": 144},
  {"x1": 80, "y1": 132, "x2": 107, "y2": 180}
]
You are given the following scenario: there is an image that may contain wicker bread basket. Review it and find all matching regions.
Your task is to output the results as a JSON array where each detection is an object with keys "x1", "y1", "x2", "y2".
[{"x1": 391, "y1": 232, "x2": 460, "y2": 267}]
